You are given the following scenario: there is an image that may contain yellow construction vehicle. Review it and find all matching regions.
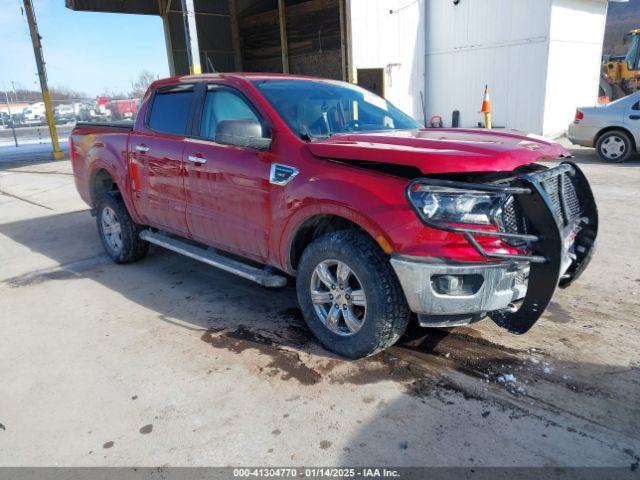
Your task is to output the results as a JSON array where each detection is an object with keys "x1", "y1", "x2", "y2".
[{"x1": 601, "y1": 29, "x2": 640, "y2": 101}]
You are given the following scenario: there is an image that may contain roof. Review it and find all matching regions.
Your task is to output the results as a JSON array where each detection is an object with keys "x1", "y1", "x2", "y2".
[
  {"x1": 149, "y1": 72, "x2": 339, "y2": 89},
  {"x1": 65, "y1": 0, "x2": 160, "y2": 15}
]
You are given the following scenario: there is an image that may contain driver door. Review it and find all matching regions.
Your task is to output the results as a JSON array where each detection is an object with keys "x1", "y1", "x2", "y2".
[{"x1": 183, "y1": 84, "x2": 272, "y2": 262}]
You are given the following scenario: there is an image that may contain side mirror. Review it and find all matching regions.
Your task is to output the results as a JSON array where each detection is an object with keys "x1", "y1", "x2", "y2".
[{"x1": 215, "y1": 119, "x2": 272, "y2": 150}]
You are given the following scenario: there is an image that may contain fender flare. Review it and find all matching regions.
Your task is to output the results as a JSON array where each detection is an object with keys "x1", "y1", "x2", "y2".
[
  {"x1": 277, "y1": 202, "x2": 393, "y2": 274},
  {"x1": 88, "y1": 159, "x2": 143, "y2": 224}
]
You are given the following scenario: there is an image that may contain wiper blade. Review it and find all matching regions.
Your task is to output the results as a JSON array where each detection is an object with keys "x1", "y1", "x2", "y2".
[{"x1": 299, "y1": 129, "x2": 331, "y2": 142}]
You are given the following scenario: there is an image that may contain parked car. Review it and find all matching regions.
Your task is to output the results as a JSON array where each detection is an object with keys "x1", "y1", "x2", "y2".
[
  {"x1": 569, "y1": 92, "x2": 640, "y2": 162},
  {"x1": 22, "y1": 102, "x2": 46, "y2": 125},
  {"x1": 69, "y1": 74, "x2": 598, "y2": 359},
  {"x1": 54, "y1": 104, "x2": 76, "y2": 123}
]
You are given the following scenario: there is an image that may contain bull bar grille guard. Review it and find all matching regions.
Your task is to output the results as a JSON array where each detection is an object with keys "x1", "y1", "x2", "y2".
[{"x1": 405, "y1": 161, "x2": 598, "y2": 334}]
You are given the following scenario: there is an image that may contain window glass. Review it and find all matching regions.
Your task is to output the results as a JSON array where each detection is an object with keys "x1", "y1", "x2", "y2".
[
  {"x1": 252, "y1": 79, "x2": 420, "y2": 140},
  {"x1": 148, "y1": 89, "x2": 194, "y2": 135},
  {"x1": 626, "y1": 35, "x2": 639, "y2": 71},
  {"x1": 200, "y1": 89, "x2": 260, "y2": 139}
]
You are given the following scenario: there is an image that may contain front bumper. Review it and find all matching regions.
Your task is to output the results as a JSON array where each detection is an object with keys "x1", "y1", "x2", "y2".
[
  {"x1": 400, "y1": 162, "x2": 598, "y2": 333},
  {"x1": 391, "y1": 257, "x2": 528, "y2": 327}
]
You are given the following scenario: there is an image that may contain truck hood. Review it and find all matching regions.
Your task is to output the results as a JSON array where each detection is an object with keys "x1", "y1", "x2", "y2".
[{"x1": 306, "y1": 128, "x2": 570, "y2": 175}]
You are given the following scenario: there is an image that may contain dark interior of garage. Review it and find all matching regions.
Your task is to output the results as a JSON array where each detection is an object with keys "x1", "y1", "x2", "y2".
[{"x1": 66, "y1": 0, "x2": 349, "y2": 80}]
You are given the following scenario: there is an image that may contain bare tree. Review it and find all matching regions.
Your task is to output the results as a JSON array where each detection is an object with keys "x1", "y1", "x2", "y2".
[{"x1": 130, "y1": 70, "x2": 158, "y2": 98}]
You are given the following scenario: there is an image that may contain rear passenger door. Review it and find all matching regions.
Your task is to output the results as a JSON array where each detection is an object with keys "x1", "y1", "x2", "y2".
[
  {"x1": 182, "y1": 84, "x2": 272, "y2": 261},
  {"x1": 129, "y1": 84, "x2": 196, "y2": 235}
]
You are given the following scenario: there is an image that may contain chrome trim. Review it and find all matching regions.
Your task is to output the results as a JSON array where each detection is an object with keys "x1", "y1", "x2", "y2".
[
  {"x1": 390, "y1": 256, "x2": 529, "y2": 318},
  {"x1": 187, "y1": 155, "x2": 207, "y2": 164},
  {"x1": 135, "y1": 145, "x2": 150, "y2": 153},
  {"x1": 270, "y1": 163, "x2": 299, "y2": 186},
  {"x1": 139, "y1": 230, "x2": 287, "y2": 288}
]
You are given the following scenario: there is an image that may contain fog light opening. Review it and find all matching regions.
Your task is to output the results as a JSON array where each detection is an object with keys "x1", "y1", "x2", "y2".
[{"x1": 431, "y1": 274, "x2": 483, "y2": 296}]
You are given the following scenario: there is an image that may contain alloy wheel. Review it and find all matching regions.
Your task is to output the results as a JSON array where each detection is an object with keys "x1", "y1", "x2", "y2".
[
  {"x1": 600, "y1": 135, "x2": 626, "y2": 160},
  {"x1": 101, "y1": 206, "x2": 123, "y2": 253},
  {"x1": 310, "y1": 259, "x2": 367, "y2": 336}
]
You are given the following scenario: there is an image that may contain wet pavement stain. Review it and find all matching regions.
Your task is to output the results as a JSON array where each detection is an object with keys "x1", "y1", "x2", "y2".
[
  {"x1": 201, "y1": 326, "x2": 322, "y2": 385},
  {"x1": 319, "y1": 440, "x2": 332, "y2": 449},
  {"x1": 139, "y1": 424, "x2": 153, "y2": 434},
  {"x1": 0, "y1": 423, "x2": 5, "y2": 431},
  {"x1": 198, "y1": 322, "x2": 638, "y2": 464},
  {"x1": 545, "y1": 302, "x2": 573, "y2": 324},
  {"x1": 102, "y1": 441, "x2": 114, "y2": 449}
]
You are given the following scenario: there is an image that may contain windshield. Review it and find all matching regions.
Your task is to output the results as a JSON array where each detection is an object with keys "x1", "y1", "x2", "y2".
[{"x1": 252, "y1": 79, "x2": 420, "y2": 140}]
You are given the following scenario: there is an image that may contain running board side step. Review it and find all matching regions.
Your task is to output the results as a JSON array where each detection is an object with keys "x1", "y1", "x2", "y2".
[{"x1": 139, "y1": 230, "x2": 287, "y2": 288}]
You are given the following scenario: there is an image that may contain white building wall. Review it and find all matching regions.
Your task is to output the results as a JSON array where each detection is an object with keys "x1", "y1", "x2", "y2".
[
  {"x1": 349, "y1": 0, "x2": 426, "y2": 120},
  {"x1": 349, "y1": 0, "x2": 609, "y2": 135},
  {"x1": 541, "y1": 0, "x2": 608, "y2": 136},
  {"x1": 423, "y1": 0, "x2": 552, "y2": 133}
]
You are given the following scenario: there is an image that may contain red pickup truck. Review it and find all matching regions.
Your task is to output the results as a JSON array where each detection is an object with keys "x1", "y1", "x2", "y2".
[{"x1": 70, "y1": 74, "x2": 598, "y2": 358}]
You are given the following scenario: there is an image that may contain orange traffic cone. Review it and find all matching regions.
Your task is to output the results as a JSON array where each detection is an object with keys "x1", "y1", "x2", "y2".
[{"x1": 480, "y1": 85, "x2": 492, "y2": 129}]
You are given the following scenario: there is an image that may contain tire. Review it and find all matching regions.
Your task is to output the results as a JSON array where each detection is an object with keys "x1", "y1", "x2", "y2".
[
  {"x1": 596, "y1": 130, "x2": 633, "y2": 163},
  {"x1": 296, "y1": 230, "x2": 410, "y2": 359},
  {"x1": 96, "y1": 193, "x2": 149, "y2": 264}
]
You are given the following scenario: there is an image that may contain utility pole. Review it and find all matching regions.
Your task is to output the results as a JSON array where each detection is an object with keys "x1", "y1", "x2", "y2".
[
  {"x1": 22, "y1": 0, "x2": 64, "y2": 160},
  {"x1": 181, "y1": 0, "x2": 202, "y2": 74},
  {"x1": 11, "y1": 82, "x2": 19, "y2": 103},
  {"x1": 3, "y1": 85, "x2": 18, "y2": 148}
]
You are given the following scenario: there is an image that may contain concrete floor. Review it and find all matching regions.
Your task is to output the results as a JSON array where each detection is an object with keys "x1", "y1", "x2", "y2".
[{"x1": 0, "y1": 149, "x2": 639, "y2": 467}]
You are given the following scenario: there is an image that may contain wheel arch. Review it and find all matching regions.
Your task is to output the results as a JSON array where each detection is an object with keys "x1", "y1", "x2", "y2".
[
  {"x1": 88, "y1": 163, "x2": 143, "y2": 224},
  {"x1": 283, "y1": 208, "x2": 394, "y2": 274},
  {"x1": 595, "y1": 126, "x2": 637, "y2": 152},
  {"x1": 89, "y1": 167, "x2": 120, "y2": 208}
]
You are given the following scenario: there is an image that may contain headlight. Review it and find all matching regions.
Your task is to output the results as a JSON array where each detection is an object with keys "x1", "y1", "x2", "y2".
[{"x1": 408, "y1": 184, "x2": 506, "y2": 226}]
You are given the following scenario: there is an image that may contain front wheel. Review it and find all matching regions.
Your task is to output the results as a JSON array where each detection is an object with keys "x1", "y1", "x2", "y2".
[
  {"x1": 96, "y1": 193, "x2": 149, "y2": 264},
  {"x1": 596, "y1": 130, "x2": 633, "y2": 163},
  {"x1": 296, "y1": 230, "x2": 410, "y2": 359}
]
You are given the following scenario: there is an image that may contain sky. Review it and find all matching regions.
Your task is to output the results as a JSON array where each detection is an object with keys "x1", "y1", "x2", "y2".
[{"x1": 0, "y1": 0, "x2": 169, "y2": 97}]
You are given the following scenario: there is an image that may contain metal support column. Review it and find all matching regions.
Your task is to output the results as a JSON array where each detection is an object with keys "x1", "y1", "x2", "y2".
[
  {"x1": 23, "y1": 0, "x2": 64, "y2": 160},
  {"x1": 181, "y1": 0, "x2": 202, "y2": 74},
  {"x1": 277, "y1": 0, "x2": 289, "y2": 73},
  {"x1": 159, "y1": 0, "x2": 176, "y2": 76}
]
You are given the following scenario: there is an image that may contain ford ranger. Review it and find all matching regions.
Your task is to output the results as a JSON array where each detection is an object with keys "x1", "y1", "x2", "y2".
[{"x1": 70, "y1": 74, "x2": 598, "y2": 359}]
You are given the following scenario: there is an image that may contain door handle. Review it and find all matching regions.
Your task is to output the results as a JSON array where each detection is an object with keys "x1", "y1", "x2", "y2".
[
  {"x1": 629, "y1": 115, "x2": 640, "y2": 120},
  {"x1": 135, "y1": 145, "x2": 150, "y2": 153},
  {"x1": 187, "y1": 155, "x2": 207, "y2": 164}
]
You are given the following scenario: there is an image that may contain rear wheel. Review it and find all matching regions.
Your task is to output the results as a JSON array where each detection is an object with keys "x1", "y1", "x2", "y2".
[
  {"x1": 296, "y1": 230, "x2": 410, "y2": 359},
  {"x1": 596, "y1": 130, "x2": 633, "y2": 163},
  {"x1": 96, "y1": 193, "x2": 149, "y2": 264}
]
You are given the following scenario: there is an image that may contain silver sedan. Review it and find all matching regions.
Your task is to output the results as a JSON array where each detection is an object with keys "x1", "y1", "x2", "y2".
[{"x1": 568, "y1": 92, "x2": 640, "y2": 162}]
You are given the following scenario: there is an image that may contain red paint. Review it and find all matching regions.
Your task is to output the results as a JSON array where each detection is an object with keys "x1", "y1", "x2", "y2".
[{"x1": 70, "y1": 74, "x2": 572, "y2": 274}]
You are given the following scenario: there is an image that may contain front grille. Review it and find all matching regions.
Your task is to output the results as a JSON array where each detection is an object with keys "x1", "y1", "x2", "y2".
[
  {"x1": 540, "y1": 172, "x2": 583, "y2": 227},
  {"x1": 499, "y1": 167, "x2": 583, "y2": 236},
  {"x1": 501, "y1": 196, "x2": 519, "y2": 234}
]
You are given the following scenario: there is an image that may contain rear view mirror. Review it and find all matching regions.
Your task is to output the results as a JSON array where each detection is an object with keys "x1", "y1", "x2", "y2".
[{"x1": 215, "y1": 119, "x2": 272, "y2": 150}]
